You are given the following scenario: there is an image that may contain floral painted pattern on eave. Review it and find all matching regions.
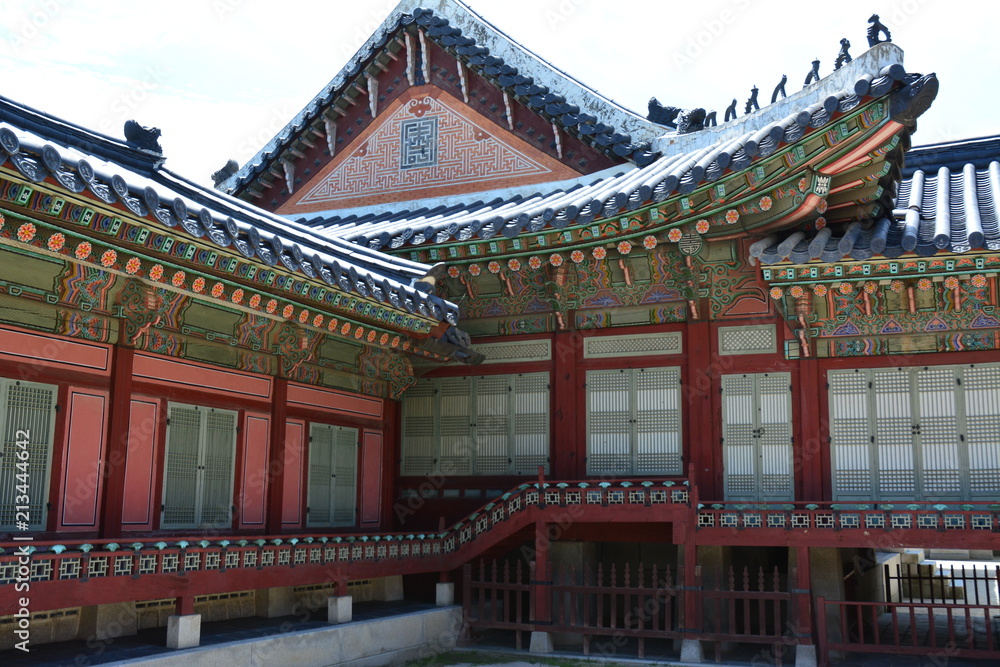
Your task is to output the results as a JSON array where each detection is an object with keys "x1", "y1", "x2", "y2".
[
  {"x1": 762, "y1": 253, "x2": 1000, "y2": 358},
  {"x1": 0, "y1": 173, "x2": 439, "y2": 337},
  {"x1": 0, "y1": 209, "x2": 454, "y2": 364}
]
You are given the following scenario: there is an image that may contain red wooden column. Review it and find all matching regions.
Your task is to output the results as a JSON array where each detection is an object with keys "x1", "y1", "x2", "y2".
[
  {"x1": 551, "y1": 331, "x2": 582, "y2": 479},
  {"x1": 683, "y1": 528, "x2": 701, "y2": 636},
  {"x1": 532, "y1": 521, "x2": 551, "y2": 625},
  {"x1": 176, "y1": 596, "x2": 195, "y2": 616},
  {"x1": 381, "y1": 400, "x2": 401, "y2": 529},
  {"x1": 794, "y1": 546, "x2": 814, "y2": 645},
  {"x1": 685, "y1": 320, "x2": 712, "y2": 493},
  {"x1": 797, "y1": 357, "x2": 824, "y2": 501},
  {"x1": 99, "y1": 345, "x2": 135, "y2": 539},
  {"x1": 264, "y1": 378, "x2": 289, "y2": 534}
]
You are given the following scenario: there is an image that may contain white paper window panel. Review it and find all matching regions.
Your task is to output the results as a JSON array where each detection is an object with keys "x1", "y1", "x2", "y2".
[
  {"x1": 829, "y1": 363, "x2": 1000, "y2": 502},
  {"x1": 721, "y1": 373, "x2": 793, "y2": 502},
  {"x1": 161, "y1": 403, "x2": 237, "y2": 530},
  {"x1": 586, "y1": 367, "x2": 682, "y2": 476},
  {"x1": 0, "y1": 379, "x2": 57, "y2": 530},
  {"x1": 400, "y1": 372, "x2": 550, "y2": 476}
]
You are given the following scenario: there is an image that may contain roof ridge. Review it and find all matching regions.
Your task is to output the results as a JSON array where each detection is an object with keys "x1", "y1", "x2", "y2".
[{"x1": 0, "y1": 92, "x2": 164, "y2": 173}]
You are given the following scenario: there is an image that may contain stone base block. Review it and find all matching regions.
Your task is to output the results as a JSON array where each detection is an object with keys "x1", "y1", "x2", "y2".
[
  {"x1": 328, "y1": 595, "x2": 353, "y2": 624},
  {"x1": 78, "y1": 601, "x2": 137, "y2": 642},
  {"x1": 381, "y1": 575, "x2": 404, "y2": 601},
  {"x1": 795, "y1": 644, "x2": 817, "y2": 667},
  {"x1": 680, "y1": 638, "x2": 704, "y2": 663},
  {"x1": 255, "y1": 586, "x2": 296, "y2": 618},
  {"x1": 529, "y1": 631, "x2": 554, "y2": 654},
  {"x1": 435, "y1": 582, "x2": 455, "y2": 606},
  {"x1": 166, "y1": 614, "x2": 201, "y2": 650}
]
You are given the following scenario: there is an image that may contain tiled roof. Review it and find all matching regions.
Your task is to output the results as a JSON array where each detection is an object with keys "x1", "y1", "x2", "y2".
[
  {"x1": 221, "y1": 0, "x2": 666, "y2": 196},
  {"x1": 901, "y1": 135, "x2": 1000, "y2": 176},
  {"x1": 753, "y1": 139, "x2": 1000, "y2": 264},
  {"x1": 0, "y1": 94, "x2": 471, "y2": 345},
  {"x1": 297, "y1": 58, "x2": 925, "y2": 251}
]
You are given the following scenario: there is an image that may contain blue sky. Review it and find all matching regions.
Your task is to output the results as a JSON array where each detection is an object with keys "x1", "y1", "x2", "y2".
[{"x1": 0, "y1": 0, "x2": 993, "y2": 185}]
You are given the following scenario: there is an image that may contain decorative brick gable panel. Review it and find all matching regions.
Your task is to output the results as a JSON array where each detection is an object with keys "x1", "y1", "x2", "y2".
[{"x1": 279, "y1": 86, "x2": 580, "y2": 214}]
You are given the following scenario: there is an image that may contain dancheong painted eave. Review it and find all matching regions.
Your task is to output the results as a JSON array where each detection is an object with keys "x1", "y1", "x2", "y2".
[{"x1": 0, "y1": 92, "x2": 483, "y2": 364}]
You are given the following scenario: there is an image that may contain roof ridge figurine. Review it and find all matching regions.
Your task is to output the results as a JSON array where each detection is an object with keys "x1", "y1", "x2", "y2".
[
  {"x1": 744, "y1": 85, "x2": 760, "y2": 115},
  {"x1": 835, "y1": 39, "x2": 852, "y2": 71},
  {"x1": 647, "y1": 98, "x2": 681, "y2": 128},
  {"x1": 212, "y1": 159, "x2": 240, "y2": 187},
  {"x1": 868, "y1": 14, "x2": 892, "y2": 46},
  {"x1": 724, "y1": 98, "x2": 738, "y2": 122},
  {"x1": 771, "y1": 75, "x2": 788, "y2": 104},
  {"x1": 804, "y1": 58, "x2": 821, "y2": 87},
  {"x1": 123, "y1": 120, "x2": 162, "y2": 153},
  {"x1": 676, "y1": 108, "x2": 707, "y2": 135}
]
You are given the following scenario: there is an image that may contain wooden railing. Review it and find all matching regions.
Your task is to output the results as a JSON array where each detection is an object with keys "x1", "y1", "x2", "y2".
[
  {"x1": 885, "y1": 562, "x2": 1000, "y2": 605},
  {"x1": 549, "y1": 562, "x2": 682, "y2": 658},
  {"x1": 462, "y1": 560, "x2": 534, "y2": 649},
  {"x1": 0, "y1": 478, "x2": 690, "y2": 615},
  {"x1": 463, "y1": 560, "x2": 799, "y2": 661},
  {"x1": 695, "y1": 500, "x2": 1000, "y2": 547}
]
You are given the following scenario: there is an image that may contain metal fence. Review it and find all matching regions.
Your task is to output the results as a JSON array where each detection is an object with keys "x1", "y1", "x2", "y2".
[
  {"x1": 885, "y1": 562, "x2": 1000, "y2": 605},
  {"x1": 817, "y1": 598, "x2": 1000, "y2": 665}
]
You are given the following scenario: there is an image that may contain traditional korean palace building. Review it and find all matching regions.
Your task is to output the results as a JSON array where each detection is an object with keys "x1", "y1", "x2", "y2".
[{"x1": 1, "y1": 1, "x2": 998, "y2": 664}]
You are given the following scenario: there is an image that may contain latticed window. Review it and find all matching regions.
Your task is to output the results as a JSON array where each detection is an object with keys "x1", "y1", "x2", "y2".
[
  {"x1": 829, "y1": 364, "x2": 1000, "y2": 503},
  {"x1": 307, "y1": 424, "x2": 357, "y2": 527},
  {"x1": 161, "y1": 403, "x2": 237, "y2": 529},
  {"x1": 586, "y1": 367, "x2": 682, "y2": 476},
  {"x1": 0, "y1": 379, "x2": 57, "y2": 530},
  {"x1": 721, "y1": 373, "x2": 793, "y2": 502},
  {"x1": 400, "y1": 373, "x2": 549, "y2": 476}
]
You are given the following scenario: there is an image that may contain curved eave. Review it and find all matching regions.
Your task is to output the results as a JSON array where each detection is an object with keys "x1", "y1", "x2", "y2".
[
  {"x1": 0, "y1": 119, "x2": 460, "y2": 327},
  {"x1": 755, "y1": 159, "x2": 1000, "y2": 265},
  {"x1": 0, "y1": 99, "x2": 490, "y2": 365},
  {"x1": 332, "y1": 71, "x2": 935, "y2": 265}
]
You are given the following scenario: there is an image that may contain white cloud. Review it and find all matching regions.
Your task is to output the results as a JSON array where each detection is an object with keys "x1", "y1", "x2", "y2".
[{"x1": 0, "y1": 0, "x2": 994, "y2": 184}]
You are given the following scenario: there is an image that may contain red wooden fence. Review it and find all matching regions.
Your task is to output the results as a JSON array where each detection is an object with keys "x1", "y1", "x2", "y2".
[
  {"x1": 548, "y1": 562, "x2": 682, "y2": 658},
  {"x1": 699, "y1": 566, "x2": 795, "y2": 666},
  {"x1": 462, "y1": 560, "x2": 533, "y2": 649},
  {"x1": 463, "y1": 559, "x2": 792, "y2": 661}
]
